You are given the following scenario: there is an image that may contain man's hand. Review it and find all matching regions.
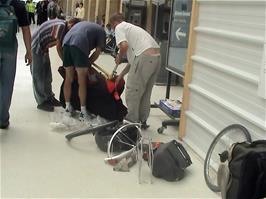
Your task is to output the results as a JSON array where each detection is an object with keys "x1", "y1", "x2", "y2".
[
  {"x1": 21, "y1": 26, "x2": 32, "y2": 66},
  {"x1": 115, "y1": 73, "x2": 123, "y2": 86},
  {"x1": 25, "y1": 50, "x2": 32, "y2": 66}
]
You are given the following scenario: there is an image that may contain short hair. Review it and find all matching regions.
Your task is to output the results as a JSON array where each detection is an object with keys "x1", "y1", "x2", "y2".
[
  {"x1": 109, "y1": 13, "x2": 124, "y2": 24},
  {"x1": 67, "y1": 17, "x2": 81, "y2": 26}
]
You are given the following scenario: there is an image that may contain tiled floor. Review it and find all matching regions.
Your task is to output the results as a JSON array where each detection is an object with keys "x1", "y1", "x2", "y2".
[{"x1": 0, "y1": 26, "x2": 219, "y2": 198}]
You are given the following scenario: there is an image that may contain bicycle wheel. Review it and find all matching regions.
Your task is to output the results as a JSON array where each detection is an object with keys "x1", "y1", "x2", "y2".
[
  {"x1": 204, "y1": 124, "x2": 252, "y2": 192},
  {"x1": 106, "y1": 123, "x2": 142, "y2": 163}
]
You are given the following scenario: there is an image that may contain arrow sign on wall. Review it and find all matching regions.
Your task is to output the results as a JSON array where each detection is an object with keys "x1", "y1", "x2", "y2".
[{"x1": 175, "y1": 27, "x2": 186, "y2": 40}]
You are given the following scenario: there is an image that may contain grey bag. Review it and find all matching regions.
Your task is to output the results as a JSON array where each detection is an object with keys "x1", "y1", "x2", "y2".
[
  {"x1": 152, "y1": 140, "x2": 192, "y2": 181},
  {"x1": 218, "y1": 140, "x2": 266, "y2": 199}
]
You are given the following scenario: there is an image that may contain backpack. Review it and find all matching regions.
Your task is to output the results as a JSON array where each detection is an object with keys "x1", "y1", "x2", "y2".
[
  {"x1": 152, "y1": 140, "x2": 192, "y2": 181},
  {"x1": 0, "y1": 0, "x2": 17, "y2": 47},
  {"x1": 218, "y1": 140, "x2": 266, "y2": 199}
]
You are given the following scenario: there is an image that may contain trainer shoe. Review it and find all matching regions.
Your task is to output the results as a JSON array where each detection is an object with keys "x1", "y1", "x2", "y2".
[
  {"x1": 79, "y1": 112, "x2": 91, "y2": 122},
  {"x1": 65, "y1": 107, "x2": 75, "y2": 117}
]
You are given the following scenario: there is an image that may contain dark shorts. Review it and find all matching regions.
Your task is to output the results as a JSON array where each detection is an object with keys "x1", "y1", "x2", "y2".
[{"x1": 63, "y1": 45, "x2": 89, "y2": 68}]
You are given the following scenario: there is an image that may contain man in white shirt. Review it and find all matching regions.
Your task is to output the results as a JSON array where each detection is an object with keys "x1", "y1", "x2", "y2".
[{"x1": 109, "y1": 13, "x2": 161, "y2": 129}]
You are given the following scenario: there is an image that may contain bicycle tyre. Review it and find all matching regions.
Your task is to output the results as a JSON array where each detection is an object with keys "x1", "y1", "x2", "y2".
[
  {"x1": 107, "y1": 123, "x2": 142, "y2": 160},
  {"x1": 204, "y1": 124, "x2": 252, "y2": 192}
]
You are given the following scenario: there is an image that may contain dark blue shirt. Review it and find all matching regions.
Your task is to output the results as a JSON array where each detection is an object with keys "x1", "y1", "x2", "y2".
[{"x1": 63, "y1": 21, "x2": 106, "y2": 56}]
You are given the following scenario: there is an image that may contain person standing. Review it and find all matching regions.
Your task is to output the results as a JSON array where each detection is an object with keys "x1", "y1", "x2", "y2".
[
  {"x1": 0, "y1": 0, "x2": 32, "y2": 129},
  {"x1": 75, "y1": 2, "x2": 84, "y2": 20},
  {"x1": 109, "y1": 13, "x2": 161, "y2": 129},
  {"x1": 62, "y1": 21, "x2": 106, "y2": 121},
  {"x1": 47, "y1": 0, "x2": 59, "y2": 19},
  {"x1": 27, "y1": 0, "x2": 35, "y2": 24},
  {"x1": 31, "y1": 18, "x2": 80, "y2": 112}
]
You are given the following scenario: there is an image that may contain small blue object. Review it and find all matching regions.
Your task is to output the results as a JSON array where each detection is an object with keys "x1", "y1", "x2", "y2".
[{"x1": 159, "y1": 99, "x2": 181, "y2": 118}]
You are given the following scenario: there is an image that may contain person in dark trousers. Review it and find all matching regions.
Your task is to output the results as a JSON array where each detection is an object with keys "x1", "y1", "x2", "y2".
[
  {"x1": 109, "y1": 13, "x2": 161, "y2": 129},
  {"x1": 31, "y1": 18, "x2": 80, "y2": 112},
  {"x1": 0, "y1": 0, "x2": 32, "y2": 129},
  {"x1": 27, "y1": 0, "x2": 35, "y2": 24},
  {"x1": 62, "y1": 21, "x2": 106, "y2": 122}
]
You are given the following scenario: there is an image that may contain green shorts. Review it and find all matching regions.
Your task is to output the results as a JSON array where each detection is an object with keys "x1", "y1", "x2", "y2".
[{"x1": 63, "y1": 45, "x2": 89, "y2": 68}]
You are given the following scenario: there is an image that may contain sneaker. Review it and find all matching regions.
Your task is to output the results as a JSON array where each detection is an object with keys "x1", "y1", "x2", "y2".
[
  {"x1": 79, "y1": 112, "x2": 91, "y2": 122},
  {"x1": 65, "y1": 105, "x2": 74, "y2": 117},
  {"x1": 37, "y1": 101, "x2": 54, "y2": 112},
  {"x1": 0, "y1": 121, "x2": 9, "y2": 129},
  {"x1": 48, "y1": 97, "x2": 62, "y2": 107}
]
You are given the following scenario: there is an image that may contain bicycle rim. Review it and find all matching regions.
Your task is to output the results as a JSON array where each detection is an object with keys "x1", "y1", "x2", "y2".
[
  {"x1": 107, "y1": 123, "x2": 142, "y2": 161},
  {"x1": 204, "y1": 124, "x2": 252, "y2": 192}
]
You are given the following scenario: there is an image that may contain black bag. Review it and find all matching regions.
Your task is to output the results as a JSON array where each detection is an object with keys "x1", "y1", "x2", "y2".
[
  {"x1": 58, "y1": 66, "x2": 127, "y2": 121},
  {"x1": 152, "y1": 140, "x2": 192, "y2": 181},
  {"x1": 220, "y1": 140, "x2": 266, "y2": 199},
  {"x1": 0, "y1": 0, "x2": 17, "y2": 48}
]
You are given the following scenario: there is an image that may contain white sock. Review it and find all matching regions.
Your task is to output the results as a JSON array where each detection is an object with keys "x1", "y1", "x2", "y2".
[
  {"x1": 65, "y1": 102, "x2": 70, "y2": 110},
  {"x1": 81, "y1": 106, "x2": 87, "y2": 114}
]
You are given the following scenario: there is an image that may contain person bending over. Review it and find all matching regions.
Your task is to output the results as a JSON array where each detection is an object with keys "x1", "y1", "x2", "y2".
[
  {"x1": 62, "y1": 21, "x2": 106, "y2": 122},
  {"x1": 109, "y1": 13, "x2": 161, "y2": 129},
  {"x1": 31, "y1": 17, "x2": 80, "y2": 112}
]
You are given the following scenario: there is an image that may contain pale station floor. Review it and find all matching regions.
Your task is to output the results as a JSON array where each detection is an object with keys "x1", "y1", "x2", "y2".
[{"x1": 0, "y1": 26, "x2": 219, "y2": 198}]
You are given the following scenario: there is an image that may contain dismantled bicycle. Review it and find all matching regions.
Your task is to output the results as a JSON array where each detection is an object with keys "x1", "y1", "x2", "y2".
[{"x1": 204, "y1": 124, "x2": 252, "y2": 192}]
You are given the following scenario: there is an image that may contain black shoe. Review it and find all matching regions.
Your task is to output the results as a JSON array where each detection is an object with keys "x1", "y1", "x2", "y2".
[
  {"x1": 141, "y1": 121, "x2": 150, "y2": 130},
  {"x1": 0, "y1": 121, "x2": 9, "y2": 129},
  {"x1": 37, "y1": 101, "x2": 54, "y2": 112},
  {"x1": 48, "y1": 97, "x2": 62, "y2": 107}
]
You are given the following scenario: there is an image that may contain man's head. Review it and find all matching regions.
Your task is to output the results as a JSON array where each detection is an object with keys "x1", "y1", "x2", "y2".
[
  {"x1": 79, "y1": 2, "x2": 83, "y2": 8},
  {"x1": 67, "y1": 17, "x2": 81, "y2": 30},
  {"x1": 109, "y1": 13, "x2": 124, "y2": 30}
]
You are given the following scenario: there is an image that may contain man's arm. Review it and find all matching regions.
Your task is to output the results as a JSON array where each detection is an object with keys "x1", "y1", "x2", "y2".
[
  {"x1": 116, "y1": 63, "x2": 130, "y2": 85},
  {"x1": 21, "y1": 26, "x2": 32, "y2": 65},
  {"x1": 89, "y1": 47, "x2": 102, "y2": 64},
  {"x1": 56, "y1": 40, "x2": 63, "y2": 60},
  {"x1": 115, "y1": 41, "x2": 128, "y2": 65}
]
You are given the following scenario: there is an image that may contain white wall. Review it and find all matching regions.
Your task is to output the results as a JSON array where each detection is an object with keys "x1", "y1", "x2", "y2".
[{"x1": 183, "y1": 0, "x2": 266, "y2": 159}]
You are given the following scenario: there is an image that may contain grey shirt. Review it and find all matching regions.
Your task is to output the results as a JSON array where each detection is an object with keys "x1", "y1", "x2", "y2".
[{"x1": 63, "y1": 21, "x2": 106, "y2": 56}]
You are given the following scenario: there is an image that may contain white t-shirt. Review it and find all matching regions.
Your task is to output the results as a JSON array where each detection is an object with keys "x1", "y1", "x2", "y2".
[
  {"x1": 115, "y1": 21, "x2": 159, "y2": 63},
  {"x1": 76, "y1": 7, "x2": 84, "y2": 19}
]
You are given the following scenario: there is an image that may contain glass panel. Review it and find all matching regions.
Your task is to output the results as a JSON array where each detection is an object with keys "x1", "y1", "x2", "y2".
[{"x1": 166, "y1": 0, "x2": 192, "y2": 75}]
